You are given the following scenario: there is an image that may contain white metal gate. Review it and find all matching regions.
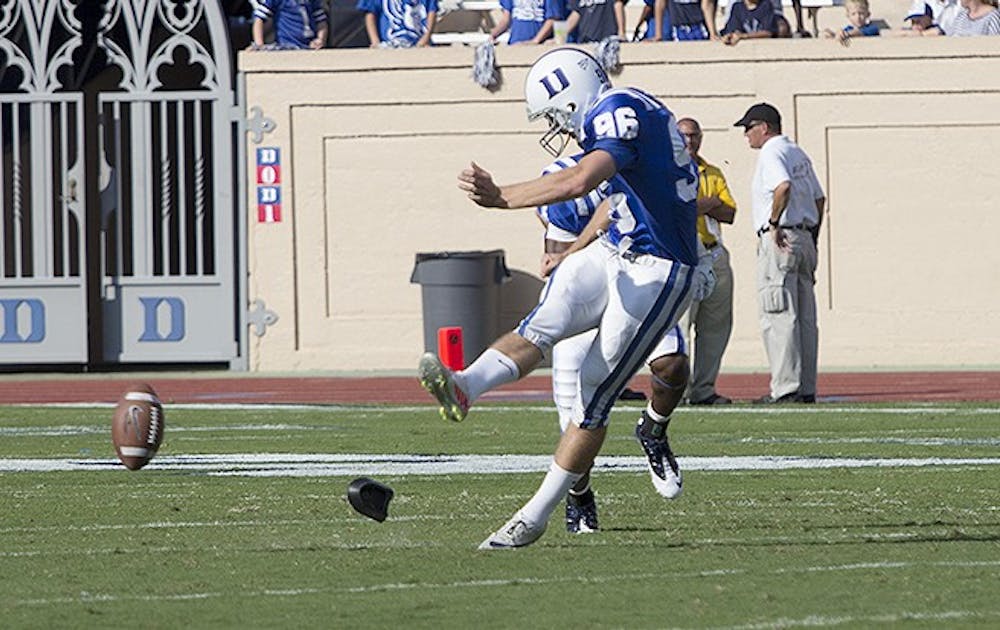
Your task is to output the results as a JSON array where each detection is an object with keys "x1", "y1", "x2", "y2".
[
  {"x1": 0, "y1": 0, "x2": 241, "y2": 366},
  {"x1": 0, "y1": 2, "x2": 88, "y2": 362}
]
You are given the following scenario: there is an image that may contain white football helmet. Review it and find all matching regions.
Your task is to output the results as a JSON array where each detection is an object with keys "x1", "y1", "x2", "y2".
[{"x1": 524, "y1": 47, "x2": 611, "y2": 157}]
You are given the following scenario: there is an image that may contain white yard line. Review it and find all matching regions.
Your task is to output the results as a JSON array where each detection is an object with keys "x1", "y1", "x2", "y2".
[
  {"x1": 6, "y1": 403, "x2": 1000, "y2": 414},
  {"x1": 12, "y1": 560, "x2": 1000, "y2": 607},
  {"x1": 696, "y1": 610, "x2": 1000, "y2": 630},
  {"x1": 2, "y1": 453, "x2": 1000, "y2": 476}
]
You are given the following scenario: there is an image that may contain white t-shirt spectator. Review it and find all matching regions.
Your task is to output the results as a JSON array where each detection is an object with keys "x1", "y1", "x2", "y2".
[{"x1": 751, "y1": 135, "x2": 824, "y2": 232}]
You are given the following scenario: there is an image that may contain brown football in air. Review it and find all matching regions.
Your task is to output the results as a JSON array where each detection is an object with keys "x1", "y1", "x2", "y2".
[{"x1": 111, "y1": 383, "x2": 165, "y2": 470}]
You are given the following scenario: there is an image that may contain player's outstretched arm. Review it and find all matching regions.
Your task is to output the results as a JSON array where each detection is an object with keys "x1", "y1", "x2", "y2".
[{"x1": 458, "y1": 151, "x2": 616, "y2": 210}]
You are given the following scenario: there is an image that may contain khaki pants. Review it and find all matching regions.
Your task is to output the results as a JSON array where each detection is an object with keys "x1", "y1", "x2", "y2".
[
  {"x1": 681, "y1": 245, "x2": 734, "y2": 402},
  {"x1": 756, "y1": 229, "x2": 818, "y2": 399}
]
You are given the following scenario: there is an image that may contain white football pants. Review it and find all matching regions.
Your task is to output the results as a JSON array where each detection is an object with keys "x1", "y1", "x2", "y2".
[{"x1": 517, "y1": 237, "x2": 692, "y2": 429}]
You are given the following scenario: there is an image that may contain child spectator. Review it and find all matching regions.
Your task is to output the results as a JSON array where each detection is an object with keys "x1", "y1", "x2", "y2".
[
  {"x1": 358, "y1": 0, "x2": 439, "y2": 47},
  {"x1": 250, "y1": 0, "x2": 329, "y2": 50},
  {"x1": 490, "y1": 0, "x2": 569, "y2": 44},
  {"x1": 565, "y1": 0, "x2": 626, "y2": 43},
  {"x1": 822, "y1": 0, "x2": 880, "y2": 45},
  {"x1": 720, "y1": 0, "x2": 781, "y2": 44},
  {"x1": 904, "y1": 0, "x2": 961, "y2": 34}
]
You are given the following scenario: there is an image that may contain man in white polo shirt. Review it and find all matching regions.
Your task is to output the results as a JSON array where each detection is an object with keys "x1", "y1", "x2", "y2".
[{"x1": 734, "y1": 103, "x2": 825, "y2": 404}]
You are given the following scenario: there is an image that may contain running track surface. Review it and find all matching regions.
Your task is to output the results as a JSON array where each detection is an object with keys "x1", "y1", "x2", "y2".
[{"x1": 0, "y1": 371, "x2": 998, "y2": 405}]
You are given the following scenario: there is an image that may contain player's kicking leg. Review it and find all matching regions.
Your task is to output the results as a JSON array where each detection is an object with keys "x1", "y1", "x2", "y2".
[{"x1": 418, "y1": 332, "x2": 541, "y2": 423}]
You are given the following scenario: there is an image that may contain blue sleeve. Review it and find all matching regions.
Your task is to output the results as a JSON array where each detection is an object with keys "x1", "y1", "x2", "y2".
[
  {"x1": 254, "y1": 0, "x2": 275, "y2": 19},
  {"x1": 544, "y1": 0, "x2": 568, "y2": 20},
  {"x1": 859, "y1": 23, "x2": 881, "y2": 36},
  {"x1": 591, "y1": 138, "x2": 638, "y2": 172},
  {"x1": 312, "y1": 0, "x2": 328, "y2": 23},
  {"x1": 356, "y1": 0, "x2": 380, "y2": 13},
  {"x1": 584, "y1": 94, "x2": 642, "y2": 172},
  {"x1": 424, "y1": 0, "x2": 439, "y2": 12},
  {"x1": 501, "y1": 0, "x2": 514, "y2": 11}
]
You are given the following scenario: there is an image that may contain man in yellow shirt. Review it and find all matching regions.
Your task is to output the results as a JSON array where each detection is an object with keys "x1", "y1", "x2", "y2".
[{"x1": 677, "y1": 117, "x2": 737, "y2": 405}]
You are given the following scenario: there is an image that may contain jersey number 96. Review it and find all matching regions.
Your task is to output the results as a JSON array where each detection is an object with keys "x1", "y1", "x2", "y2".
[{"x1": 592, "y1": 107, "x2": 639, "y2": 140}]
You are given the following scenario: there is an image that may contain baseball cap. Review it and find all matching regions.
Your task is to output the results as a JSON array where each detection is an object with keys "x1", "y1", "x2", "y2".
[
  {"x1": 904, "y1": 3, "x2": 933, "y2": 21},
  {"x1": 733, "y1": 103, "x2": 782, "y2": 130}
]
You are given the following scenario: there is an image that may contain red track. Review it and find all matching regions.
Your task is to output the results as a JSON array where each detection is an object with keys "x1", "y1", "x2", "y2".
[{"x1": 0, "y1": 371, "x2": 998, "y2": 404}]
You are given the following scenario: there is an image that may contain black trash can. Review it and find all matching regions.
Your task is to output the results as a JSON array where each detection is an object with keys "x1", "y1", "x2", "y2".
[{"x1": 410, "y1": 250, "x2": 511, "y2": 366}]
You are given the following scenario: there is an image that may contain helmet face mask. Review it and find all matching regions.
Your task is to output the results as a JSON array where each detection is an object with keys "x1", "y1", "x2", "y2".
[
  {"x1": 531, "y1": 107, "x2": 575, "y2": 157},
  {"x1": 524, "y1": 48, "x2": 610, "y2": 157}
]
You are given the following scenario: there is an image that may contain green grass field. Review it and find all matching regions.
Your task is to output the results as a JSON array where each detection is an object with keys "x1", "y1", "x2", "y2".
[{"x1": 2, "y1": 402, "x2": 999, "y2": 628}]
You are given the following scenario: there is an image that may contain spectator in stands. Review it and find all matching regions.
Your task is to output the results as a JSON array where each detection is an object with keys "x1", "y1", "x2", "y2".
[
  {"x1": 822, "y1": 0, "x2": 881, "y2": 44},
  {"x1": 668, "y1": 0, "x2": 712, "y2": 39},
  {"x1": 903, "y1": 0, "x2": 961, "y2": 34},
  {"x1": 923, "y1": 0, "x2": 1000, "y2": 33},
  {"x1": 358, "y1": 0, "x2": 439, "y2": 47},
  {"x1": 720, "y1": 0, "x2": 783, "y2": 44},
  {"x1": 633, "y1": 0, "x2": 672, "y2": 41},
  {"x1": 490, "y1": 0, "x2": 569, "y2": 44},
  {"x1": 249, "y1": 0, "x2": 329, "y2": 50},
  {"x1": 565, "y1": 0, "x2": 626, "y2": 43}
]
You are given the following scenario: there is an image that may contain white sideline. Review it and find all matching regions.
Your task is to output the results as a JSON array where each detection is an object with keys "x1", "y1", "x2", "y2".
[
  {"x1": 2, "y1": 453, "x2": 1000, "y2": 476},
  {"x1": 11, "y1": 559, "x2": 1000, "y2": 610}
]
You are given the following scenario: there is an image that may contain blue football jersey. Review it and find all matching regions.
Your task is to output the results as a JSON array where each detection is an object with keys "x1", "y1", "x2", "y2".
[
  {"x1": 578, "y1": 87, "x2": 698, "y2": 266},
  {"x1": 255, "y1": 0, "x2": 328, "y2": 49},
  {"x1": 536, "y1": 154, "x2": 609, "y2": 237}
]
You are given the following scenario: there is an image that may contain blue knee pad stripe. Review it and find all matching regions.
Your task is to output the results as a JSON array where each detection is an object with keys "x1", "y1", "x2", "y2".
[{"x1": 582, "y1": 263, "x2": 692, "y2": 426}]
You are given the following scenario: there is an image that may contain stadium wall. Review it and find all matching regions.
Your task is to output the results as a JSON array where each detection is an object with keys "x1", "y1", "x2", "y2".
[{"x1": 239, "y1": 39, "x2": 1000, "y2": 372}]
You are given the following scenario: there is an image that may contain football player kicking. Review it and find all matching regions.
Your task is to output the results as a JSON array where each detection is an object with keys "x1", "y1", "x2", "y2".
[
  {"x1": 419, "y1": 46, "x2": 698, "y2": 549},
  {"x1": 535, "y1": 155, "x2": 714, "y2": 534}
]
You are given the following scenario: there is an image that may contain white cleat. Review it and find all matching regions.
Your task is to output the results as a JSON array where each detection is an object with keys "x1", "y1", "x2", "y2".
[
  {"x1": 477, "y1": 512, "x2": 547, "y2": 550},
  {"x1": 648, "y1": 466, "x2": 683, "y2": 499},
  {"x1": 635, "y1": 420, "x2": 683, "y2": 499},
  {"x1": 417, "y1": 352, "x2": 470, "y2": 422}
]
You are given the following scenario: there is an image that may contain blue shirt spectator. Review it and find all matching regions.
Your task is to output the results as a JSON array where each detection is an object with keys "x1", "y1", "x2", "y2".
[
  {"x1": 492, "y1": 0, "x2": 569, "y2": 44},
  {"x1": 358, "y1": 0, "x2": 440, "y2": 47},
  {"x1": 251, "y1": 0, "x2": 328, "y2": 50}
]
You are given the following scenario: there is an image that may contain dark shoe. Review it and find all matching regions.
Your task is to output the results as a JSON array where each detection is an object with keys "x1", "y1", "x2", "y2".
[
  {"x1": 618, "y1": 387, "x2": 647, "y2": 401},
  {"x1": 689, "y1": 393, "x2": 732, "y2": 405},
  {"x1": 753, "y1": 392, "x2": 801, "y2": 404},
  {"x1": 798, "y1": 394, "x2": 816, "y2": 403},
  {"x1": 565, "y1": 492, "x2": 600, "y2": 534}
]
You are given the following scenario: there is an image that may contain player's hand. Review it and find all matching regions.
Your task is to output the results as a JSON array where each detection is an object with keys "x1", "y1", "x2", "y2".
[
  {"x1": 458, "y1": 162, "x2": 507, "y2": 208},
  {"x1": 540, "y1": 252, "x2": 564, "y2": 277}
]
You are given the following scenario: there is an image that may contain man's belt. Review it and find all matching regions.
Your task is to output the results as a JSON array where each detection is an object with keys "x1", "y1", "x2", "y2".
[{"x1": 757, "y1": 223, "x2": 811, "y2": 237}]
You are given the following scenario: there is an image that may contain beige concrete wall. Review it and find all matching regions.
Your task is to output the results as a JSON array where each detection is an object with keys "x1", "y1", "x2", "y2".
[{"x1": 240, "y1": 37, "x2": 1000, "y2": 372}]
